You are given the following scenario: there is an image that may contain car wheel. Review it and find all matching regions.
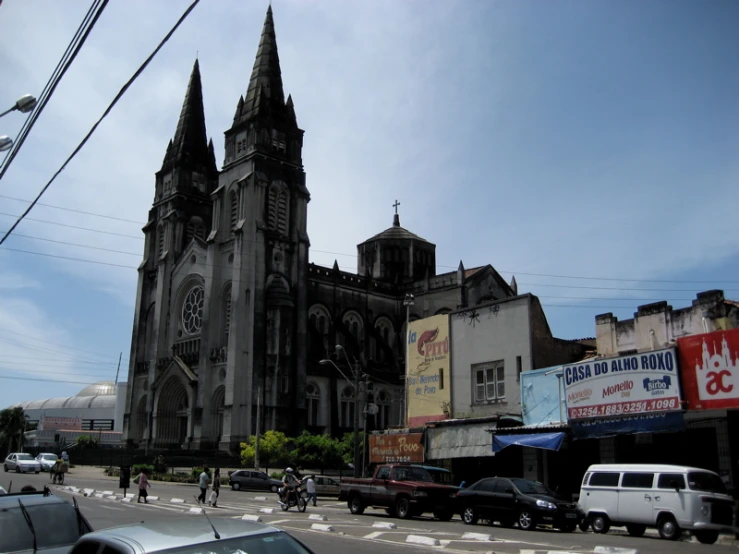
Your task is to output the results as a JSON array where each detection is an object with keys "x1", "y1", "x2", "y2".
[
  {"x1": 3, "y1": 465, "x2": 7, "y2": 472},
  {"x1": 578, "y1": 519, "x2": 591, "y2": 532},
  {"x1": 270, "y1": 485, "x2": 278, "y2": 493},
  {"x1": 694, "y1": 531, "x2": 719, "y2": 545},
  {"x1": 16, "y1": 466, "x2": 21, "y2": 473},
  {"x1": 657, "y1": 515, "x2": 681, "y2": 541},
  {"x1": 462, "y1": 507, "x2": 478, "y2": 525},
  {"x1": 348, "y1": 495, "x2": 365, "y2": 515},
  {"x1": 626, "y1": 524, "x2": 647, "y2": 537},
  {"x1": 395, "y1": 497, "x2": 412, "y2": 519},
  {"x1": 434, "y1": 510, "x2": 453, "y2": 522},
  {"x1": 518, "y1": 510, "x2": 536, "y2": 531},
  {"x1": 591, "y1": 514, "x2": 610, "y2": 534},
  {"x1": 232, "y1": 482, "x2": 241, "y2": 491},
  {"x1": 560, "y1": 523, "x2": 577, "y2": 533}
]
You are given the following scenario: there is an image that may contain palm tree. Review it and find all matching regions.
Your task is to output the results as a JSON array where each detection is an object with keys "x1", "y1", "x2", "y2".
[{"x1": 0, "y1": 407, "x2": 29, "y2": 452}]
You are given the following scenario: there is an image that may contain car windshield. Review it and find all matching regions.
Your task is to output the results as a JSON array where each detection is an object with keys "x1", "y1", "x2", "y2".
[
  {"x1": 510, "y1": 479, "x2": 553, "y2": 495},
  {"x1": 424, "y1": 469, "x2": 453, "y2": 485},
  {"x1": 159, "y1": 531, "x2": 311, "y2": 554},
  {"x1": 688, "y1": 472, "x2": 727, "y2": 494},
  {"x1": 0, "y1": 502, "x2": 84, "y2": 552},
  {"x1": 41, "y1": 454, "x2": 57, "y2": 460},
  {"x1": 393, "y1": 467, "x2": 433, "y2": 482},
  {"x1": 16, "y1": 454, "x2": 34, "y2": 461}
]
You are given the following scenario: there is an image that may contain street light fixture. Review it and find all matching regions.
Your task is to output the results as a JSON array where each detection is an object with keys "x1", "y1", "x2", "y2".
[
  {"x1": 0, "y1": 94, "x2": 37, "y2": 118},
  {"x1": 321, "y1": 345, "x2": 364, "y2": 478},
  {"x1": 0, "y1": 136, "x2": 12, "y2": 152},
  {"x1": 402, "y1": 293, "x2": 415, "y2": 426}
]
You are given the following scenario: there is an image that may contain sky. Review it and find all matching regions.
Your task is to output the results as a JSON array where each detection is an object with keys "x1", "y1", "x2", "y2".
[{"x1": 0, "y1": 0, "x2": 738, "y2": 409}]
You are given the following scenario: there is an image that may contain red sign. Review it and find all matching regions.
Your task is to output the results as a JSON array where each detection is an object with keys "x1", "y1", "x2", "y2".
[
  {"x1": 369, "y1": 433, "x2": 424, "y2": 464},
  {"x1": 678, "y1": 328, "x2": 739, "y2": 410}
]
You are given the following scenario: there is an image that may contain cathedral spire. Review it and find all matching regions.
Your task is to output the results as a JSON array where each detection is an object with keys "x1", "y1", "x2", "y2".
[
  {"x1": 242, "y1": 5, "x2": 285, "y2": 120},
  {"x1": 162, "y1": 59, "x2": 211, "y2": 174}
]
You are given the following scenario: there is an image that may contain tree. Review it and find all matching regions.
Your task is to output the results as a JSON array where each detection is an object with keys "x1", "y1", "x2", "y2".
[
  {"x1": 75, "y1": 434, "x2": 100, "y2": 449},
  {"x1": 290, "y1": 431, "x2": 343, "y2": 472},
  {"x1": 339, "y1": 431, "x2": 365, "y2": 466},
  {"x1": 240, "y1": 430, "x2": 290, "y2": 473},
  {"x1": 0, "y1": 407, "x2": 29, "y2": 452}
]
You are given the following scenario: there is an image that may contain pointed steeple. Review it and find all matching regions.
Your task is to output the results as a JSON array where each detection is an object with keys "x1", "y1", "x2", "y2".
[
  {"x1": 510, "y1": 275, "x2": 518, "y2": 295},
  {"x1": 207, "y1": 138, "x2": 217, "y2": 174},
  {"x1": 285, "y1": 94, "x2": 298, "y2": 127},
  {"x1": 162, "y1": 59, "x2": 211, "y2": 174},
  {"x1": 242, "y1": 5, "x2": 285, "y2": 120}
]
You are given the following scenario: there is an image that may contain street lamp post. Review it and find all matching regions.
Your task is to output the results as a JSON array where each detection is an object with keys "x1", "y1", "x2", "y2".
[
  {"x1": 0, "y1": 94, "x2": 37, "y2": 118},
  {"x1": 321, "y1": 346, "x2": 363, "y2": 478},
  {"x1": 402, "y1": 293, "x2": 415, "y2": 427}
]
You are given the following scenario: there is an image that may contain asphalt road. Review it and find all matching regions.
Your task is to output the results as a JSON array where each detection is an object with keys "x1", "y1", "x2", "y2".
[{"x1": 2, "y1": 467, "x2": 736, "y2": 554}]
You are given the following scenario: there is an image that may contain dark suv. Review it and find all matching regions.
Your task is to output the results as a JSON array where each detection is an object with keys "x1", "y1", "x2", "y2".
[
  {"x1": 456, "y1": 477, "x2": 581, "y2": 532},
  {"x1": 0, "y1": 488, "x2": 93, "y2": 553}
]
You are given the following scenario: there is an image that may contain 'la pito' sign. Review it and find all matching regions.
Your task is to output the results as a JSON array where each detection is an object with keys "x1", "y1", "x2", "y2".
[{"x1": 564, "y1": 349, "x2": 675, "y2": 387}]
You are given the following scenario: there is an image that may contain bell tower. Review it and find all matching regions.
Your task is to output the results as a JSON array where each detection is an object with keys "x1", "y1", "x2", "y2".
[{"x1": 206, "y1": 5, "x2": 310, "y2": 450}]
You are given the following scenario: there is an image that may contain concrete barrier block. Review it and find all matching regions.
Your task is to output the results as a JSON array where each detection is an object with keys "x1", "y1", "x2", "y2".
[
  {"x1": 308, "y1": 514, "x2": 328, "y2": 521},
  {"x1": 595, "y1": 548, "x2": 638, "y2": 554},
  {"x1": 83, "y1": 488, "x2": 95, "y2": 496},
  {"x1": 242, "y1": 515, "x2": 263, "y2": 522},
  {"x1": 105, "y1": 495, "x2": 118, "y2": 500},
  {"x1": 255, "y1": 496, "x2": 267, "y2": 501},
  {"x1": 406, "y1": 535, "x2": 440, "y2": 547},
  {"x1": 259, "y1": 507, "x2": 275, "y2": 514},
  {"x1": 101, "y1": 491, "x2": 114, "y2": 496},
  {"x1": 121, "y1": 497, "x2": 132, "y2": 503},
  {"x1": 93, "y1": 493, "x2": 104, "y2": 498},
  {"x1": 462, "y1": 532, "x2": 493, "y2": 541},
  {"x1": 146, "y1": 496, "x2": 159, "y2": 501},
  {"x1": 372, "y1": 522, "x2": 397, "y2": 529},
  {"x1": 170, "y1": 498, "x2": 186, "y2": 504},
  {"x1": 310, "y1": 524, "x2": 334, "y2": 532},
  {"x1": 189, "y1": 507, "x2": 204, "y2": 514}
]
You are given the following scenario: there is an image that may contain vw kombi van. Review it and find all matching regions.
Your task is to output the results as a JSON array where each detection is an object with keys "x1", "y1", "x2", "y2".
[{"x1": 579, "y1": 464, "x2": 734, "y2": 544}]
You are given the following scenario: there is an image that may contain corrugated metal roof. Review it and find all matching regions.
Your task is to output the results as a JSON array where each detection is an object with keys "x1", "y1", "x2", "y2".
[{"x1": 490, "y1": 422, "x2": 570, "y2": 434}]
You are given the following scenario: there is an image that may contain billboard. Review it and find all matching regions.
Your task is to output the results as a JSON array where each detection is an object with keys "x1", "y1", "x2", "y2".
[
  {"x1": 678, "y1": 328, "x2": 739, "y2": 410},
  {"x1": 562, "y1": 347, "x2": 682, "y2": 420},
  {"x1": 40, "y1": 416, "x2": 82, "y2": 431},
  {"x1": 406, "y1": 314, "x2": 451, "y2": 427},
  {"x1": 369, "y1": 433, "x2": 424, "y2": 464},
  {"x1": 520, "y1": 366, "x2": 566, "y2": 426}
]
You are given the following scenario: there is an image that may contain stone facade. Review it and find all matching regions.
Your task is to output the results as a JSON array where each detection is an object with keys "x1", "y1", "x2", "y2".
[
  {"x1": 595, "y1": 289, "x2": 739, "y2": 357},
  {"x1": 122, "y1": 7, "x2": 521, "y2": 452}
]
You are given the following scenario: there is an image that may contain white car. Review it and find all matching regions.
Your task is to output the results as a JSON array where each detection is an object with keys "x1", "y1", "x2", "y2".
[
  {"x1": 36, "y1": 452, "x2": 59, "y2": 472},
  {"x1": 4, "y1": 452, "x2": 41, "y2": 473}
]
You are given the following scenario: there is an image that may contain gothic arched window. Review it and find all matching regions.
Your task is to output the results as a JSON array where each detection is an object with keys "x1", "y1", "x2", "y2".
[
  {"x1": 341, "y1": 386, "x2": 355, "y2": 429},
  {"x1": 306, "y1": 381, "x2": 320, "y2": 427},
  {"x1": 157, "y1": 224, "x2": 165, "y2": 259},
  {"x1": 374, "y1": 317, "x2": 394, "y2": 361},
  {"x1": 229, "y1": 190, "x2": 238, "y2": 232},
  {"x1": 267, "y1": 182, "x2": 289, "y2": 235},
  {"x1": 343, "y1": 311, "x2": 364, "y2": 340},
  {"x1": 185, "y1": 217, "x2": 206, "y2": 245},
  {"x1": 181, "y1": 285, "x2": 204, "y2": 335},
  {"x1": 223, "y1": 284, "x2": 232, "y2": 345},
  {"x1": 375, "y1": 389, "x2": 391, "y2": 429}
]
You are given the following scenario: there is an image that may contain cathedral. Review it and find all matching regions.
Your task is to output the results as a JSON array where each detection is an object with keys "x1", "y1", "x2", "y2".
[{"x1": 122, "y1": 6, "x2": 518, "y2": 452}]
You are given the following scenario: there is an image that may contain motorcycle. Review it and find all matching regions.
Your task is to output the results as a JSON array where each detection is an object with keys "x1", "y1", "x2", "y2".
[{"x1": 278, "y1": 485, "x2": 307, "y2": 512}]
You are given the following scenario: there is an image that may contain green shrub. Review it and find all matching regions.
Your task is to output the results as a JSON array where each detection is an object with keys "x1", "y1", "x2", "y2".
[
  {"x1": 133, "y1": 464, "x2": 154, "y2": 475},
  {"x1": 270, "y1": 472, "x2": 284, "y2": 480},
  {"x1": 153, "y1": 455, "x2": 168, "y2": 474}
]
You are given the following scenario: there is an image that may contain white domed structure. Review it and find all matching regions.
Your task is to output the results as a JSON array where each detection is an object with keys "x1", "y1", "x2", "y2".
[{"x1": 76, "y1": 381, "x2": 116, "y2": 398}]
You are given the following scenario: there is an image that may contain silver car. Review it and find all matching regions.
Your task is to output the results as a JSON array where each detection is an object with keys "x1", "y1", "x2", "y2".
[
  {"x1": 69, "y1": 519, "x2": 315, "y2": 554},
  {"x1": 4, "y1": 453, "x2": 41, "y2": 474},
  {"x1": 36, "y1": 453, "x2": 59, "y2": 472}
]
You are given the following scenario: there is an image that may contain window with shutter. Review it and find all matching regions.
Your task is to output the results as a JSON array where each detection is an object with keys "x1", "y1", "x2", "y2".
[{"x1": 230, "y1": 191, "x2": 238, "y2": 231}]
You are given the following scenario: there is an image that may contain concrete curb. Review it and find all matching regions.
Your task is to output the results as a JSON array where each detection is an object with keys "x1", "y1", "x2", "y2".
[{"x1": 406, "y1": 535, "x2": 440, "y2": 547}]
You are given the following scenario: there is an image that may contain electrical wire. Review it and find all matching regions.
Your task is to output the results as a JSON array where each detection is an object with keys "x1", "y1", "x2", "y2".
[
  {"x1": 0, "y1": 194, "x2": 143, "y2": 224},
  {"x1": 0, "y1": 0, "x2": 109, "y2": 180},
  {"x1": 0, "y1": 212, "x2": 143, "y2": 239},
  {"x1": 0, "y1": 0, "x2": 202, "y2": 246},
  {"x1": 0, "y1": 331, "x2": 128, "y2": 364}
]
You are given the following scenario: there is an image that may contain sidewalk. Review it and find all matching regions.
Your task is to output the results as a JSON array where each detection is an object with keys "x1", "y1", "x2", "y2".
[{"x1": 68, "y1": 466, "x2": 200, "y2": 487}]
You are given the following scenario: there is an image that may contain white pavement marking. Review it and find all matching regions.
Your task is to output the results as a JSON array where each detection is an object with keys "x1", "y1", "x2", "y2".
[
  {"x1": 242, "y1": 515, "x2": 263, "y2": 522},
  {"x1": 255, "y1": 496, "x2": 267, "y2": 501},
  {"x1": 372, "y1": 522, "x2": 397, "y2": 529},
  {"x1": 308, "y1": 514, "x2": 328, "y2": 521},
  {"x1": 105, "y1": 495, "x2": 118, "y2": 500},
  {"x1": 83, "y1": 488, "x2": 95, "y2": 496},
  {"x1": 595, "y1": 548, "x2": 639, "y2": 554},
  {"x1": 121, "y1": 498, "x2": 132, "y2": 503},
  {"x1": 363, "y1": 531, "x2": 385, "y2": 539},
  {"x1": 93, "y1": 493, "x2": 104, "y2": 498},
  {"x1": 461, "y1": 532, "x2": 494, "y2": 541},
  {"x1": 189, "y1": 507, "x2": 204, "y2": 514},
  {"x1": 170, "y1": 498, "x2": 185, "y2": 504},
  {"x1": 406, "y1": 535, "x2": 441, "y2": 547},
  {"x1": 259, "y1": 507, "x2": 275, "y2": 514},
  {"x1": 101, "y1": 490, "x2": 114, "y2": 496},
  {"x1": 310, "y1": 523, "x2": 334, "y2": 532},
  {"x1": 147, "y1": 496, "x2": 159, "y2": 501},
  {"x1": 262, "y1": 519, "x2": 291, "y2": 525}
]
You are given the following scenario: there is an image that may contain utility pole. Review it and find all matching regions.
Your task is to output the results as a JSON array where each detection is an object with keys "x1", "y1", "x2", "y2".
[
  {"x1": 403, "y1": 293, "x2": 415, "y2": 427},
  {"x1": 352, "y1": 359, "x2": 361, "y2": 479},
  {"x1": 255, "y1": 386, "x2": 261, "y2": 470}
]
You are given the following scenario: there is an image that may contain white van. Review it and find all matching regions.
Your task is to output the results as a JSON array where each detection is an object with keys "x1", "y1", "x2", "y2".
[{"x1": 579, "y1": 463, "x2": 734, "y2": 544}]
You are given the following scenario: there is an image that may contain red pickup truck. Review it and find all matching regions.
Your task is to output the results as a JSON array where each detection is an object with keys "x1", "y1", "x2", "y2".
[{"x1": 339, "y1": 464, "x2": 459, "y2": 520}]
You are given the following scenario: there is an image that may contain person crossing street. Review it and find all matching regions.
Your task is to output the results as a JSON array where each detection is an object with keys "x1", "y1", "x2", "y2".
[{"x1": 197, "y1": 466, "x2": 210, "y2": 504}]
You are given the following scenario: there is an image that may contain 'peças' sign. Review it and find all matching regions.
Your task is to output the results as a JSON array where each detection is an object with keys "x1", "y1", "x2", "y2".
[
  {"x1": 562, "y1": 347, "x2": 682, "y2": 420},
  {"x1": 369, "y1": 433, "x2": 424, "y2": 464}
]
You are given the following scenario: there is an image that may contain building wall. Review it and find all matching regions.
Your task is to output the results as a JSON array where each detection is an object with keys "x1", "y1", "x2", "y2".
[
  {"x1": 596, "y1": 290, "x2": 739, "y2": 356},
  {"x1": 450, "y1": 296, "x2": 533, "y2": 419}
]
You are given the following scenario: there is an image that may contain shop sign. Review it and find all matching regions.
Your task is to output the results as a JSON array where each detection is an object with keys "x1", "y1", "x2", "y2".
[
  {"x1": 369, "y1": 433, "x2": 424, "y2": 464},
  {"x1": 678, "y1": 328, "x2": 739, "y2": 410},
  {"x1": 40, "y1": 416, "x2": 82, "y2": 431},
  {"x1": 570, "y1": 411, "x2": 686, "y2": 439},
  {"x1": 562, "y1": 347, "x2": 681, "y2": 420}
]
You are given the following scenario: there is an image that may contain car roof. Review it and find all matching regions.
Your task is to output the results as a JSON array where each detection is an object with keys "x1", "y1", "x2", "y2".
[
  {"x1": 79, "y1": 518, "x2": 283, "y2": 552},
  {"x1": 0, "y1": 491, "x2": 68, "y2": 508},
  {"x1": 585, "y1": 463, "x2": 717, "y2": 474}
]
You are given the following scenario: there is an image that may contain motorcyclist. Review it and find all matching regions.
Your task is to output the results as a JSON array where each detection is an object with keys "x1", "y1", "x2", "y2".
[{"x1": 279, "y1": 467, "x2": 300, "y2": 504}]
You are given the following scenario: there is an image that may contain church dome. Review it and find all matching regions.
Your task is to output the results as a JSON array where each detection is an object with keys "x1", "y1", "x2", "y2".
[{"x1": 76, "y1": 381, "x2": 116, "y2": 397}]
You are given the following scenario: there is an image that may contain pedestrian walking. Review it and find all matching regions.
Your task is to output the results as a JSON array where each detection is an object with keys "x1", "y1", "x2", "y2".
[
  {"x1": 209, "y1": 467, "x2": 220, "y2": 507},
  {"x1": 305, "y1": 474, "x2": 317, "y2": 506},
  {"x1": 198, "y1": 465, "x2": 210, "y2": 504},
  {"x1": 136, "y1": 469, "x2": 151, "y2": 503}
]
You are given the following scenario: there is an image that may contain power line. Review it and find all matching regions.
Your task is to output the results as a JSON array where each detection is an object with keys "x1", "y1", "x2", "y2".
[
  {"x1": 0, "y1": 375, "x2": 94, "y2": 386},
  {"x1": 0, "y1": 0, "x2": 202, "y2": 246},
  {"x1": 0, "y1": 194, "x2": 143, "y2": 224},
  {"x1": 0, "y1": 212, "x2": 144, "y2": 239},
  {"x1": 0, "y1": 0, "x2": 109, "y2": 180},
  {"x1": 0, "y1": 331, "x2": 128, "y2": 364},
  {"x1": 0, "y1": 355, "x2": 120, "y2": 367},
  {"x1": 8, "y1": 232, "x2": 141, "y2": 256}
]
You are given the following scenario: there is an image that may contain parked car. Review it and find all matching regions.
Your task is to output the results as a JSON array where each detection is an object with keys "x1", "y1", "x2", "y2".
[
  {"x1": 579, "y1": 463, "x2": 734, "y2": 544},
  {"x1": 457, "y1": 476, "x2": 581, "y2": 532},
  {"x1": 4, "y1": 453, "x2": 41, "y2": 474},
  {"x1": 0, "y1": 487, "x2": 93, "y2": 553},
  {"x1": 229, "y1": 469, "x2": 282, "y2": 492},
  {"x1": 302, "y1": 475, "x2": 341, "y2": 497},
  {"x1": 36, "y1": 453, "x2": 59, "y2": 472},
  {"x1": 68, "y1": 518, "x2": 315, "y2": 554},
  {"x1": 339, "y1": 464, "x2": 459, "y2": 520}
]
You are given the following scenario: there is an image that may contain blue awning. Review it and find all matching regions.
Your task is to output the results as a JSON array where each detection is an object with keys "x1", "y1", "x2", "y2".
[{"x1": 492, "y1": 432, "x2": 565, "y2": 453}]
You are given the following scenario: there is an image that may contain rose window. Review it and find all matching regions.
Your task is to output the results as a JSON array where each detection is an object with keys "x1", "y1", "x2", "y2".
[{"x1": 182, "y1": 286, "x2": 204, "y2": 334}]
